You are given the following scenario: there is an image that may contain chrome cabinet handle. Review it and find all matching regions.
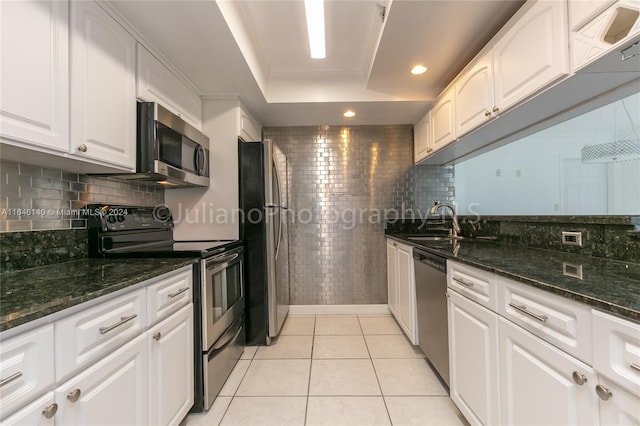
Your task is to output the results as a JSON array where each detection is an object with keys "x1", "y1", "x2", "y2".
[
  {"x1": 78, "y1": 144, "x2": 88, "y2": 152},
  {"x1": 99, "y1": 314, "x2": 137, "y2": 335},
  {"x1": 595, "y1": 384, "x2": 612, "y2": 401},
  {"x1": 153, "y1": 332, "x2": 161, "y2": 341},
  {"x1": 492, "y1": 106, "x2": 499, "y2": 113},
  {"x1": 630, "y1": 363, "x2": 640, "y2": 372},
  {"x1": 453, "y1": 277, "x2": 474, "y2": 288},
  {"x1": 0, "y1": 371, "x2": 23, "y2": 387},
  {"x1": 485, "y1": 110, "x2": 492, "y2": 117},
  {"x1": 572, "y1": 371, "x2": 587, "y2": 385},
  {"x1": 168, "y1": 287, "x2": 189, "y2": 299},
  {"x1": 509, "y1": 303, "x2": 548, "y2": 323},
  {"x1": 67, "y1": 388, "x2": 81, "y2": 403},
  {"x1": 42, "y1": 403, "x2": 58, "y2": 419}
]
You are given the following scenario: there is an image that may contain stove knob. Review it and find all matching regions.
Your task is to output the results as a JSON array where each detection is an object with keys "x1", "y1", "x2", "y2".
[
  {"x1": 107, "y1": 215, "x2": 117, "y2": 224},
  {"x1": 117, "y1": 215, "x2": 125, "y2": 222}
]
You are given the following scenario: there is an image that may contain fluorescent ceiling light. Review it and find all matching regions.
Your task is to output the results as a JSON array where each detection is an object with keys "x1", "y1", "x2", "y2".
[
  {"x1": 343, "y1": 110, "x2": 356, "y2": 118},
  {"x1": 411, "y1": 65, "x2": 428, "y2": 75},
  {"x1": 304, "y1": 0, "x2": 326, "y2": 59}
]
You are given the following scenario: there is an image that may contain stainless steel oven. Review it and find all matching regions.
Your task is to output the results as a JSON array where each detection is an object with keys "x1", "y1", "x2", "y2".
[{"x1": 200, "y1": 247, "x2": 245, "y2": 409}]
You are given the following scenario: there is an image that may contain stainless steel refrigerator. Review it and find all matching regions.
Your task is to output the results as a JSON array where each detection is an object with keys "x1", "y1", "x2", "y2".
[{"x1": 239, "y1": 139, "x2": 290, "y2": 345}]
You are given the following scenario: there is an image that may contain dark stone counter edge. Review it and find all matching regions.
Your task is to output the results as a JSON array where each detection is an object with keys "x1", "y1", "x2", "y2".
[
  {"x1": 386, "y1": 234, "x2": 640, "y2": 324},
  {"x1": 0, "y1": 258, "x2": 197, "y2": 332},
  {"x1": 456, "y1": 215, "x2": 639, "y2": 226}
]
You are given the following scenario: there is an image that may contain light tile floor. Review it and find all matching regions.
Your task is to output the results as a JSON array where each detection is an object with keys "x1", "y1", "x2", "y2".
[{"x1": 186, "y1": 315, "x2": 467, "y2": 426}]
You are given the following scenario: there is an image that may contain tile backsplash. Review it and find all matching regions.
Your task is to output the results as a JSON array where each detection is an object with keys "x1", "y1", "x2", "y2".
[
  {"x1": 264, "y1": 125, "x2": 454, "y2": 306},
  {"x1": 0, "y1": 160, "x2": 164, "y2": 232}
]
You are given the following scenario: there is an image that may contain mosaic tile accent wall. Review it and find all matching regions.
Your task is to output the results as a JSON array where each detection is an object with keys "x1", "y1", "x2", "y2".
[
  {"x1": 0, "y1": 160, "x2": 164, "y2": 232},
  {"x1": 263, "y1": 125, "x2": 455, "y2": 305}
]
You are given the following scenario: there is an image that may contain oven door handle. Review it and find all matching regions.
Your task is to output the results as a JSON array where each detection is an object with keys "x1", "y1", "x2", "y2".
[
  {"x1": 208, "y1": 253, "x2": 239, "y2": 266},
  {"x1": 211, "y1": 323, "x2": 243, "y2": 353}
]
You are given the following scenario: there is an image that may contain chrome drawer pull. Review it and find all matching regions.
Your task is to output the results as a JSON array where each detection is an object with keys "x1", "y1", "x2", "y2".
[
  {"x1": 509, "y1": 303, "x2": 548, "y2": 323},
  {"x1": 630, "y1": 363, "x2": 640, "y2": 372},
  {"x1": 453, "y1": 277, "x2": 474, "y2": 288},
  {"x1": 99, "y1": 314, "x2": 138, "y2": 335},
  {"x1": 0, "y1": 371, "x2": 22, "y2": 387},
  {"x1": 168, "y1": 287, "x2": 189, "y2": 299},
  {"x1": 595, "y1": 384, "x2": 612, "y2": 401}
]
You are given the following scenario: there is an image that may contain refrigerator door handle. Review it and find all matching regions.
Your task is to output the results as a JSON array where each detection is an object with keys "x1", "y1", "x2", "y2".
[{"x1": 275, "y1": 207, "x2": 283, "y2": 260}]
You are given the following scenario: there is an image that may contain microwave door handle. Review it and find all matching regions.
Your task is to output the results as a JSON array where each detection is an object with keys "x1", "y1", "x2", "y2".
[{"x1": 194, "y1": 145, "x2": 205, "y2": 176}]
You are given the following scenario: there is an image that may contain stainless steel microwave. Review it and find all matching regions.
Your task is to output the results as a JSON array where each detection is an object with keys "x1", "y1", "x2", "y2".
[
  {"x1": 93, "y1": 102, "x2": 210, "y2": 188},
  {"x1": 137, "y1": 102, "x2": 210, "y2": 187}
]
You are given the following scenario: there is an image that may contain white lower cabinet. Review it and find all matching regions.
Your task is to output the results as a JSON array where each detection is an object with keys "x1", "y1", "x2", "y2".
[
  {"x1": 148, "y1": 304, "x2": 194, "y2": 426},
  {"x1": 1, "y1": 266, "x2": 194, "y2": 426},
  {"x1": 596, "y1": 376, "x2": 640, "y2": 425},
  {"x1": 54, "y1": 333, "x2": 148, "y2": 425},
  {"x1": 386, "y1": 239, "x2": 417, "y2": 344},
  {"x1": 1, "y1": 392, "x2": 56, "y2": 426},
  {"x1": 448, "y1": 290, "x2": 500, "y2": 426},
  {"x1": 499, "y1": 316, "x2": 599, "y2": 425}
]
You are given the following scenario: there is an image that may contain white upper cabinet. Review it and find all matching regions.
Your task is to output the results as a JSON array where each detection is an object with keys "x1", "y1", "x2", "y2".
[
  {"x1": 136, "y1": 44, "x2": 203, "y2": 130},
  {"x1": 70, "y1": 0, "x2": 136, "y2": 170},
  {"x1": 571, "y1": 0, "x2": 640, "y2": 71},
  {"x1": 0, "y1": 0, "x2": 69, "y2": 152},
  {"x1": 454, "y1": 53, "x2": 495, "y2": 138},
  {"x1": 430, "y1": 88, "x2": 456, "y2": 152},
  {"x1": 569, "y1": 0, "x2": 617, "y2": 29},
  {"x1": 413, "y1": 111, "x2": 431, "y2": 163},
  {"x1": 493, "y1": 0, "x2": 570, "y2": 112}
]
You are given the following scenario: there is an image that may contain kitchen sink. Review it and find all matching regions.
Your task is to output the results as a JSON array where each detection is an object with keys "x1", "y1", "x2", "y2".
[{"x1": 408, "y1": 236, "x2": 465, "y2": 242}]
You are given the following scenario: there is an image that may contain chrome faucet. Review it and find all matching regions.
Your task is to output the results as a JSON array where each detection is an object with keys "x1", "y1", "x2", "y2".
[{"x1": 429, "y1": 202, "x2": 461, "y2": 238}]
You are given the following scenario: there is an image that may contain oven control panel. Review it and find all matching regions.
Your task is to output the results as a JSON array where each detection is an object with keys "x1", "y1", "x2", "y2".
[{"x1": 86, "y1": 204, "x2": 173, "y2": 232}]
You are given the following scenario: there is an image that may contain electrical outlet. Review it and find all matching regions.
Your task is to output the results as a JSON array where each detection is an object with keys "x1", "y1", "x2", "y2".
[
  {"x1": 563, "y1": 262, "x2": 583, "y2": 279},
  {"x1": 562, "y1": 231, "x2": 583, "y2": 247}
]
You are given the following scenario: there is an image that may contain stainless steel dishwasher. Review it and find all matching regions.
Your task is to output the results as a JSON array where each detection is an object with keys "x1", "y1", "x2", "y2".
[{"x1": 414, "y1": 247, "x2": 450, "y2": 387}]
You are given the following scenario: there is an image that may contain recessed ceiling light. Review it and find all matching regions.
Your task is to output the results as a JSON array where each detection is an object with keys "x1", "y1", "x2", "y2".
[
  {"x1": 304, "y1": 0, "x2": 326, "y2": 59},
  {"x1": 343, "y1": 110, "x2": 356, "y2": 118},
  {"x1": 411, "y1": 65, "x2": 428, "y2": 75}
]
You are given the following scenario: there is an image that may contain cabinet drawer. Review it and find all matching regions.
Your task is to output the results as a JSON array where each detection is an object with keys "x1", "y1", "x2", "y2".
[
  {"x1": 0, "y1": 325, "x2": 54, "y2": 418},
  {"x1": 498, "y1": 277, "x2": 593, "y2": 364},
  {"x1": 447, "y1": 261, "x2": 498, "y2": 312},
  {"x1": 147, "y1": 267, "x2": 193, "y2": 325},
  {"x1": 593, "y1": 310, "x2": 640, "y2": 396},
  {"x1": 1, "y1": 391, "x2": 55, "y2": 425},
  {"x1": 54, "y1": 288, "x2": 146, "y2": 381}
]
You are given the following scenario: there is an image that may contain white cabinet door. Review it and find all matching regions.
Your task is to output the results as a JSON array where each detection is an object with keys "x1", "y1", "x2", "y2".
[
  {"x1": 448, "y1": 290, "x2": 500, "y2": 426},
  {"x1": 0, "y1": 0, "x2": 69, "y2": 152},
  {"x1": 569, "y1": 0, "x2": 616, "y2": 29},
  {"x1": 386, "y1": 240, "x2": 399, "y2": 317},
  {"x1": 413, "y1": 111, "x2": 431, "y2": 163},
  {"x1": 396, "y1": 243, "x2": 415, "y2": 341},
  {"x1": 597, "y1": 376, "x2": 640, "y2": 425},
  {"x1": 499, "y1": 317, "x2": 599, "y2": 425},
  {"x1": 0, "y1": 325, "x2": 54, "y2": 418},
  {"x1": 238, "y1": 108, "x2": 261, "y2": 142},
  {"x1": 70, "y1": 0, "x2": 136, "y2": 170},
  {"x1": 1, "y1": 392, "x2": 56, "y2": 426},
  {"x1": 148, "y1": 304, "x2": 194, "y2": 426},
  {"x1": 137, "y1": 44, "x2": 203, "y2": 130},
  {"x1": 455, "y1": 53, "x2": 495, "y2": 138},
  {"x1": 55, "y1": 333, "x2": 148, "y2": 426},
  {"x1": 493, "y1": 0, "x2": 569, "y2": 113},
  {"x1": 430, "y1": 89, "x2": 456, "y2": 152}
]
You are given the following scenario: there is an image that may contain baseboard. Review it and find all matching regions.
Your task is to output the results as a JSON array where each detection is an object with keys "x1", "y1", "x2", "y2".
[{"x1": 288, "y1": 304, "x2": 391, "y2": 316}]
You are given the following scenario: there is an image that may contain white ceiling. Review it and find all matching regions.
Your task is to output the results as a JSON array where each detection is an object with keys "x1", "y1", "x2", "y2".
[{"x1": 108, "y1": 0, "x2": 525, "y2": 126}]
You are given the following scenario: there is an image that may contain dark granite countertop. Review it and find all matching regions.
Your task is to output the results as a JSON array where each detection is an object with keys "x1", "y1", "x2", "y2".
[
  {"x1": 387, "y1": 234, "x2": 640, "y2": 323},
  {"x1": 0, "y1": 257, "x2": 197, "y2": 332}
]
